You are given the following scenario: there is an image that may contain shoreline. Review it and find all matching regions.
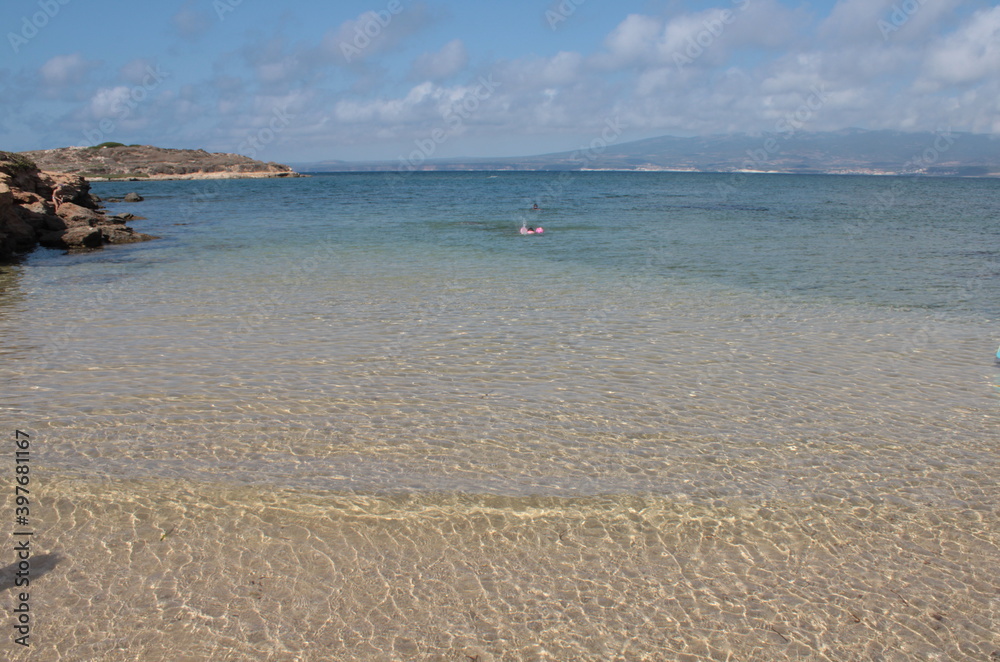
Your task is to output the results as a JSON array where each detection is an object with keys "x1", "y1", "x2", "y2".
[
  {"x1": 84, "y1": 171, "x2": 308, "y2": 182},
  {"x1": 293, "y1": 166, "x2": 1000, "y2": 178},
  {"x1": 1, "y1": 151, "x2": 156, "y2": 260}
]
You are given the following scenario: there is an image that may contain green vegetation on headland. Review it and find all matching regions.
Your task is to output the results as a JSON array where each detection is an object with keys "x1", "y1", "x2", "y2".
[{"x1": 0, "y1": 151, "x2": 37, "y2": 173}]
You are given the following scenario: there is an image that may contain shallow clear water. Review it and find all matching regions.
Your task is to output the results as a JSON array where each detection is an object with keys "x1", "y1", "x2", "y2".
[{"x1": 1, "y1": 172, "x2": 998, "y2": 660}]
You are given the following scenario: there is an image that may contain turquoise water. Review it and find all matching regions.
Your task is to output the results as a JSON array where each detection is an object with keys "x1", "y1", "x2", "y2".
[
  {"x1": 3, "y1": 172, "x2": 999, "y2": 494},
  {"x1": 83, "y1": 172, "x2": 1000, "y2": 314},
  {"x1": 1, "y1": 172, "x2": 998, "y2": 660}
]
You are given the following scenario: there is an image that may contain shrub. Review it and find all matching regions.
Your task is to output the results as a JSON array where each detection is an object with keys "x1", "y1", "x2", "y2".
[{"x1": 0, "y1": 151, "x2": 38, "y2": 173}]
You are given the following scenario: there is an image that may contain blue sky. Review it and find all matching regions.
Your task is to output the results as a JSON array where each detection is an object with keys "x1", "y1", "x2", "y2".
[{"x1": 1, "y1": 0, "x2": 998, "y2": 163}]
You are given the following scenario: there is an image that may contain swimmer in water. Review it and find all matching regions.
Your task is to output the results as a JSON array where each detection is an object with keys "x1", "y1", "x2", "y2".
[{"x1": 532, "y1": 203, "x2": 540, "y2": 210}]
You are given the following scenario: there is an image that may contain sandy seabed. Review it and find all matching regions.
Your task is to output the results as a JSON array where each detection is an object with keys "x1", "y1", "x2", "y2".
[{"x1": 2, "y1": 477, "x2": 998, "y2": 662}]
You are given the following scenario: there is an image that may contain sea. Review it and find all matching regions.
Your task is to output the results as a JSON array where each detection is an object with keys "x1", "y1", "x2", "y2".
[{"x1": 1, "y1": 172, "x2": 998, "y2": 661}]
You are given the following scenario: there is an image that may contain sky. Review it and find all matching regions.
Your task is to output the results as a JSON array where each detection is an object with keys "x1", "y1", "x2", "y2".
[{"x1": 1, "y1": 0, "x2": 998, "y2": 163}]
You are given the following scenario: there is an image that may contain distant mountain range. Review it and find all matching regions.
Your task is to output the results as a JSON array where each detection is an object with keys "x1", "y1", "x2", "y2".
[{"x1": 294, "y1": 129, "x2": 1000, "y2": 177}]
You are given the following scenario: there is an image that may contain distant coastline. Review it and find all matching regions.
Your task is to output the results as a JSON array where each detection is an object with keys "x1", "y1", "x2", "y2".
[
  {"x1": 292, "y1": 129, "x2": 1000, "y2": 178},
  {"x1": 297, "y1": 165, "x2": 1000, "y2": 178}
]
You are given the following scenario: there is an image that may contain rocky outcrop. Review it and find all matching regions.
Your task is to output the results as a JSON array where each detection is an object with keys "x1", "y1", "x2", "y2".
[
  {"x1": 0, "y1": 151, "x2": 156, "y2": 261},
  {"x1": 21, "y1": 145, "x2": 303, "y2": 181}
]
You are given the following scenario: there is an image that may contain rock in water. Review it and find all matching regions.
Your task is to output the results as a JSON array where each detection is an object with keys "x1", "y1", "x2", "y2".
[
  {"x1": 123, "y1": 192, "x2": 144, "y2": 202},
  {"x1": 59, "y1": 226, "x2": 104, "y2": 249},
  {"x1": 56, "y1": 202, "x2": 103, "y2": 226},
  {"x1": 0, "y1": 151, "x2": 156, "y2": 260}
]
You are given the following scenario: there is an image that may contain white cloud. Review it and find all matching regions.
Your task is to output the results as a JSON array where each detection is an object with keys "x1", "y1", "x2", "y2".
[
  {"x1": 724, "y1": 0, "x2": 810, "y2": 50},
  {"x1": 322, "y1": 2, "x2": 432, "y2": 65},
  {"x1": 40, "y1": 53, "x2": 93, "y2": 87},
  {"x1": 119, "y1": 58, "x2": 165, "y2": 86},
  {"x1": 10, "y1": 2, "x2": 1000, "y2": 161},
  {"x1": 595, "y1": 14, "x2": 662, "y2": 68},
  {"x1": 256, "y1": 58, "x2": 300, "y2": 85},
  {"x1": 922, "y1": 6, "x2": 1000, "y2": 86},
  {"x1": 819, "y1": 0, "x2": 897, "y2": 43},
  {"x1": 88, "y1": 86, "x2": 131, "y2": 119},
  {"x1": 534, "y1": 51, "x2": 585, "y2": 86},
  {"x1": 656, "y1": 10, "x2": 733, "y2": 62},
  {"x1": 411, "y1": 39, "x2": 468, "y2": 80},
  {"x1": 237, "y1": 36, "x2": 312, "y2": 90},
  {"x1": 593, "y1": 2, "x2": 806, "y2": 72},
  {"x1": 880, "y1": 0, "x2": 966, "y2": 43},
  {"x1": 334, "y1": 82, "x2": 441, "y2": 123},
  {"x1": 758, "y1": 53, "x2": 824, "y2": 96}
]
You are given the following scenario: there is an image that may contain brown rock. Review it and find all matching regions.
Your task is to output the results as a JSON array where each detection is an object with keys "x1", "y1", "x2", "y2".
[
  {"x1": 23, "y1": 200, "x2": 56, "y2": 216},
  {"x1": 37, "y1": 230, "x2": 67, "y2": 248},
  {"x1": 0, "y1": 180, "x2": 12, "y2": 215},
  {"x1": 1, "y1": 152, "x2": 156, "y2": 259},
  {"x1": 1, "y1": 213, "x2": 41, "y2": 251},
  {"x1": 58, "y1": 226, "x2": 103, "y2": 249},
  {"x1": 95, "y1": 215, "x2": 126, "y2": 226},
  {"x1": 39, "y1": 172, "x2": 95, "y2": 208},
  {"x1": 14, "y1": 205, "x2": 65, "y2": 232},
  {"x1": 56, "y1": 202, "x2": 103, "y2": 227},
  {"x1": 11, "y1": 189, "x2": 46, "y2": 206},
  {"x1": 100, "y1": 227, "x2": 157, "y2": 244},
  {"x1": 0, "y1": 180, "x2": 30, "y2": 258}
]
